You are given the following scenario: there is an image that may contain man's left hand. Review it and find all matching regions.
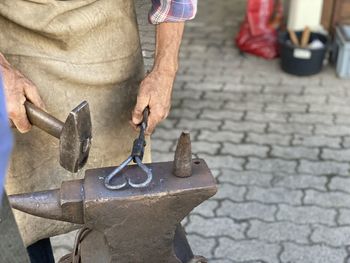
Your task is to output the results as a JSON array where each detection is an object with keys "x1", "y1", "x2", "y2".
[{"x1": 131, "y1": 70, "x2": 175, "y2": 135}]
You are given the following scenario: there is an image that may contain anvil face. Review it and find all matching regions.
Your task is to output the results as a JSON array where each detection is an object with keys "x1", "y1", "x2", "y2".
[{"x1": 81, "y1": 159, "x2": 217, "y2": 263}]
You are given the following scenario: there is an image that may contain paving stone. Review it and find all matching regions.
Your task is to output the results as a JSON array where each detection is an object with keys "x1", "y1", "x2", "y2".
[
  {"x1": 222, "y1": 143, "x2": 269, "y2": 158},
  {"x1": 247, "y1": 157, "x2": 297, "y2": 174},
  {"x1": 244, "y1": 94, "x2": 284, "y2": 103},
  {"x1": 328, "y1": 95, "x2": 350, "y2": 105},
  {"x1": 289, "y1": 113, "x2": 333, "y2": 125},
  {"x1": 286, "y1": 94, "x2": 327, "y2": 104},
  {"x1": 246, "y1": 132, "x2": 292, "y2": 146},
  {"x1": 281, "y1": 242, "x2": 347, "y2": 263},
  {"x1": 277, "y1": 204, "x2": 337, "y2": 225},
  {"x1": 219, "y1": 169, "x2": 272, "y2": 187},
  {"x1": 203, "y1": 91, "x2": 244, "y2": 102},
  {"x1": 271, "y1": 145, "x2": 319, "y2": 160},
  {"x1": 223, "y1": 83, "x2": 263, "y2": 93},
  {"x1": 198, "y1": 130, "x2": 244, "y2": 143},
  {"x1": 268, "y1": 123, "x2": 313, "y2": 135},
  {"x1": 224, "y1": 101, "x2": 264, "y2": 111},
  {"x1": 217, "y1": 200, "x2": 277, "y2": 221},
  {"x1": 200, "y1": 109, "x2": 243, "y2": 121},
  {"x1": 191, "y1": 141, "x2": 221, "y2": 155},
  {"x1": 247, "y1": 220, "x2": 311, "y2": 243},
  {"x1": 191, "y1": 199, "x2": 219, "y2": 217},
  {"x1": 247, "y1": 186, "x2": 302, "y2": 205},
  {"x1": 182, "y1": 98, "x2": 223, "y2": 110},
  {"x1": 245, "y1": 112, "x2": 288, "y2": 123},
  {"x1": 168, "y1": 108, "x2": 200, "y2": 119},
  {"x1": 199, "y1": 154, "x2": 245, "y2": 170},
  {"x1": 223, "y1": 121, "x2": 267, "y2": 133},
  {"x1": 185, "y1": 81, "x2": 224, "y2": 91},
  {"x1": 335, "y1": 114, "x2": 350, "y2": 125},
  {"x1": 186, "y1": 234, "x2": 216, "y2": 259},
  {"x1": 153, "y1": 128, "x2": 198, "y2": 141},
  {"x1": 263, "y1": 85, "x2": 303, "y2": 95},
  {"x1": 265, "y1": 103, "x2": 308, "y2": 113},
  {"x1": 243, "y1": 73, "x2": 281, "y2": 86},
  {"x1": 151, "y1": 139, "x2": 174, "y2": 152},
  {"x1": 187, "y1": 215, "x2": 247, "y2": 239},
  {"x1": 310, "y1": 104, "x2": 350, "y2": 114},
  {"x1": 152, "y1": 151, "x2": 175, "y2": 162},
  {"x1": 338, "y1": 209, "x2": 350, "y2": 225},
  {"x1": 322, "y1": 148, "x2": 350, "y2": 162},
  {"x1": 293, "y1": 134, "x2": 341, "y2": 148},
  {"x1": 343, "y1": 136, "x2": 350, "y2": 148},
  {"x1": 305, "y1": 86, "x2": 346, "y2": 96},
  {"x1": 177, "y1": 119, "x2": 222, "y2": 131},
  {"x1": 159, "y1": 118, "x2": 177, "y2": 129},
  {"x1": 298, "y1": 160, "x2": 350, "y2": 176},
  {"x1": 311, "y1": 225, "x2": 350, "y2": 247},
  {"x1": 272, "y1": 174, "x2": 327, "y2": 191},
  {"x1": 315, "y1": 124, "x2": 350, "y2": 136},
  {"x1": 215, "y1": 238, "x2": 280, "y2": 263},
  {"x1": 304, "y1": 189, "x2": 350, "y2": 208},
  {"x1": 214, "y1": 183, "x2": 246, "y2": 201}
]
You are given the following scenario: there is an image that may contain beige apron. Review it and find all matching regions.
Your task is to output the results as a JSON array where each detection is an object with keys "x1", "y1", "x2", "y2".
[{"x1": 0, "y1": 0, "x2": 151, "y2": 246}]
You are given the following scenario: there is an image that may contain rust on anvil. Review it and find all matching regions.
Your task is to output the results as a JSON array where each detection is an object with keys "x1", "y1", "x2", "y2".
[
  {"x1": 9, "y1": 159, "x2": 217, "y2": 263},
  {"x1": 173, "y1": 132, "x2": 192, "y2": 178}
]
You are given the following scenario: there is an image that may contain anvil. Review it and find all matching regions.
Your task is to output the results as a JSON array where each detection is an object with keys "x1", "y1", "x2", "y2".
[{"x1": 10, "y1": 133, "x2": 217, "y2": 263}]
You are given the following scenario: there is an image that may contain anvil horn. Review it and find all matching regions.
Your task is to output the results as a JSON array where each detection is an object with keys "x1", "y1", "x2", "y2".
[{"x1": 9, "y1": 179, "x2": 84, "y2": 224}]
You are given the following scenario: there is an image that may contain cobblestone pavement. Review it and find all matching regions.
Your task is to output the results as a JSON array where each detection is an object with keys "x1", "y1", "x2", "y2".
[{"x1": 52, "y1": 0, "x2": 350, "y2": 262}]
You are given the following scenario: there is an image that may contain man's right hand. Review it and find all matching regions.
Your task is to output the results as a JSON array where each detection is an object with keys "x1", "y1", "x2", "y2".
[{"x1": 0, "y1": 54, "x2": 45, "y2": 133}]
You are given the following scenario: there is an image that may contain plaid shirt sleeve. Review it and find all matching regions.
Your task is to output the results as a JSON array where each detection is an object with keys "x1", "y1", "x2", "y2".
[{"x1": 149, "y1": 0, "x2": 197, "y2": 24}]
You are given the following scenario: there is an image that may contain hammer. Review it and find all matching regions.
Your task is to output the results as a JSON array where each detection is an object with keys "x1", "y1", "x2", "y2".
[{"x1": 24, "y1": 101, "x2": 92, "y2": 173}]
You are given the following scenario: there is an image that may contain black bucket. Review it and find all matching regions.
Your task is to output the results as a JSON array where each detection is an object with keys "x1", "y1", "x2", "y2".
[{"x1": 278, "y1": 31, "x2": 328, "y2": 76}]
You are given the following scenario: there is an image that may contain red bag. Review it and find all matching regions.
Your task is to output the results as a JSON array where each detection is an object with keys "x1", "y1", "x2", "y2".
[{"x1": 235, "y1": 0, "x2": 283, "y2": 59}]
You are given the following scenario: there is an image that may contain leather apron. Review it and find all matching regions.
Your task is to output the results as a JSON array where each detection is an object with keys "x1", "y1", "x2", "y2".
[{"x1": 0, "y1": 0, "x2": 151, "y2": 246}]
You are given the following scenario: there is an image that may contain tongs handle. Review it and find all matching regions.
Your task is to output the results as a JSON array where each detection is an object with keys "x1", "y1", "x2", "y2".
[{"x1": 131, "y1": 107, "x2": 149, "y2": 162}]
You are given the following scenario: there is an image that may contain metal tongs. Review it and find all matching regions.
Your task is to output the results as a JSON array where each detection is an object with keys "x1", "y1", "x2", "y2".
[{"x1": 104, "y1": 108, "x2": 152, "y2": 190}]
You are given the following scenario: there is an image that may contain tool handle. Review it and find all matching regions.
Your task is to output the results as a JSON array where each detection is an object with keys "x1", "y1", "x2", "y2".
[{"x1": 24, "y1": 101, "x2": 64, "y2": 139}]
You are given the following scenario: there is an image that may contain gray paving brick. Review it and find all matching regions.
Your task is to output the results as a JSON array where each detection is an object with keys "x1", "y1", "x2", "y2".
[
  {"x1": 310, "y1": 104, "x2": 350, "y2": 114},
  {"x1": 244, "y1": 94, "x2": 284, "y2": 103},
  {"x1": 286, "y1": 94, "x2": 327, "y2": 104},
  {"x1": 247, "y1": 186, "x2": 302, "y2": 205},
  {"x1": 214, "y1": 183, "x2": 246, "y2": 201},
  {"x1": 159, "y1": 118, "x2": 177, "y2": 129},
  {"x1": 189, "y1": 141, "x2": 220, "y2": 155},
  {"x1": 305, "y1": 189, "x2": 350, "y2": 208},
  {"x1": 186, "y1": 234, "x2": 215, "y2": 260},
  {"x1": 215, "y1": 238, "x2": 280, "y2": 263},
  {"x1": 293, "y1": 134, "x2": 341, "y2": 148},
  {"x1": 223, "y1": 83, "x2": 263, "y2": 93},
  {"x1": 268, "y1": 123, "x2": 313, "y2": 135},
  {"x1": 153, "y1": 128, "x2": 198, "y2": 141},
  {"x1": 305, "y1": 86, "x2": 346, "y2": 96},
  {"x1": 199, "y1": 154, "x2": 245, "y2": 170},
  {"x1": 263, "y1": 85, "x2": 303, "y2": 95},
  {"x1": 271, "y1": 145, "x2": 319, "y2": 160},
  {"x1": 289, "y1": 113, "x2": 333, "y2": 125},
  {"x1": 247, "y1": 157, "x2": 297, "y2": 174},
  {"x1": 246, "y1": 132, "x2": 292, "y2": 146},
  {"x1": 219, "y1": 169, "x2": 272, "y2": 187},
  {"x1": 248, "y1": 220, "x2": 311, "y2": 243},
  {"x1": 311, "y1": 225, "x2": 350, "y2": 247},
  {"x1": 203, "y1": 91, "x2": 244, "y2": 102},
  {"x1": 177, "y1": 119, "x2": 221, "y2": 131},
  {"x1": 281, "y1": 242, "x2": 347, "y2": 263},
  {"x1": 172, "y1": 89, "x2": 203, "y2": 100},
  {"x1": 152, "y1": 151, "x2": 175, "y2": 162},
  {"x1": 151, "y1": 139, "x2": 174, "y2": 152},
  {"x1": 335, "y1": 114, "x2": 350, "y2": 125},
  {"x1": 192, "y1": 199, "x2": 219, "y2": 217},
  {"x1": 343, "y1": 136, "x2": 350, "y2": 148},
  {"x1": 182, "y1": 98, "x2": 223, "y2": 110},
  {"x1": 328, "y1": 95, "x2": 350, "y2": 105},
  {"x1": 200, "y1": 109, "x2": 243, "y2": 121},
  {"x1": 198, "y1": 130, "x2": 244, "y2": 143},
  {"x1": 222, "y1": 143, "x2": 269, "y2": 158},
  {"x1": 187, "y1": 215, "x2": 247, "y2": 238},
  {"x1": 265, "y1": 103, "x2": 308, "y2": 113},
  {"x1": 223, "y1": 121, "x2": 267, "y2": 133},
  {"x1": 322, "y1": 148, "x2": 350, "y2": 162},
  {"x1": 272, "y1": 174, "x2": 327, "y2": 191},
  {"x1": 169, "y1": 108, "x2": 200, "y2": 119},
  {"x1": 277, "y1": 204, "x2": 337, "y2": 225},
  {"x1": 217, "y1": 200, "x2": 277, "y2": 221},
  {"x1": 338, "y1": 209, "x2": 350, "y2": 225},
  {"x1": 245, "y1": 112, "x2": 288, "y2": 123},
  {"x1": 224, "y1": 101, "x2": 264, "y2": 111},
  {"x1": 243, "y1": 73, "x2": 281, "y2": 86},
  {"x1": 315, "y1": 124, "x2": 350, "y2": 136},
  {"x1": 185, "y1": 81, "x2": 223, "y2": 91},
  {"x1": 329, "y1": 177, "x2": 350, "y2": 193},
  {"x1": 281, "y1": 75, "x2": 320, "y2": 85},
  {"x1": 298, "y1": 160, "x2": 350, "y2": 176}
]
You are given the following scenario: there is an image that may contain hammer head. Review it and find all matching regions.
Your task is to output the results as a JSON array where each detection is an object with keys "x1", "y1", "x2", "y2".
[{"x1": 59, "y1": 101, "x2": 92, "y2": 173}]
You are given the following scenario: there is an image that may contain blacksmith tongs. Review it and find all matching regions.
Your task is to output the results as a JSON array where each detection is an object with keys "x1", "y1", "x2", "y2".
[{"x1": 104, "y1": 108, "x2": 152, "y2": 190}]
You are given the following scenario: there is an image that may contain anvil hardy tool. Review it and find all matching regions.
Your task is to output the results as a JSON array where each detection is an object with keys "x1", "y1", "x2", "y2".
[
  {"x1": 104, "y1": 107, "x2": 152, "y2": 190},
  {"x1": 9, "y1": 132, "x2": 217, "y2": 263},
  {"x1": 24, "y1": 101, "x2": 92, "y2": 173}
]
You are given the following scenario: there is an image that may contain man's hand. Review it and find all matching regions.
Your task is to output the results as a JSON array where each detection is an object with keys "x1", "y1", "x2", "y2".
[
  {"x1": 0, "y1": 54, "x2": 45, "y2": 133},
  {"x1": 131, "y1": 22, "x2": 184, "y2": 134},
  {"x1": 132, "y1": 70, "x2": 175, "y2": 134}
]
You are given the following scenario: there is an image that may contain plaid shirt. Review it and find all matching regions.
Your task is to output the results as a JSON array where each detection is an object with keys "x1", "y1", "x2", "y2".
[{"x1": 149, "y1": 0, "x2": 197, "y2": 24}]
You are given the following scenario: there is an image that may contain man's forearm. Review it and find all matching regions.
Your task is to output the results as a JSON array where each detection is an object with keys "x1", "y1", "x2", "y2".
[{"x1": 153, "y1": 22, "x2": 185, "y2": 76}]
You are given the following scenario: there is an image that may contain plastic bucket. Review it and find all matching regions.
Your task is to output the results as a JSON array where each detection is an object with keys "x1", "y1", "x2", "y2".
[{"x1": 278, "y1": 31, "x2": 328, "y2": 76}]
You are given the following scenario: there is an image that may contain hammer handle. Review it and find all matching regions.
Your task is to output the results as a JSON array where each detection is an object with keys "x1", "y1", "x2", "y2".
[{"x1": 24, "y1": 101, "x2": 64, "y2": 139}]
